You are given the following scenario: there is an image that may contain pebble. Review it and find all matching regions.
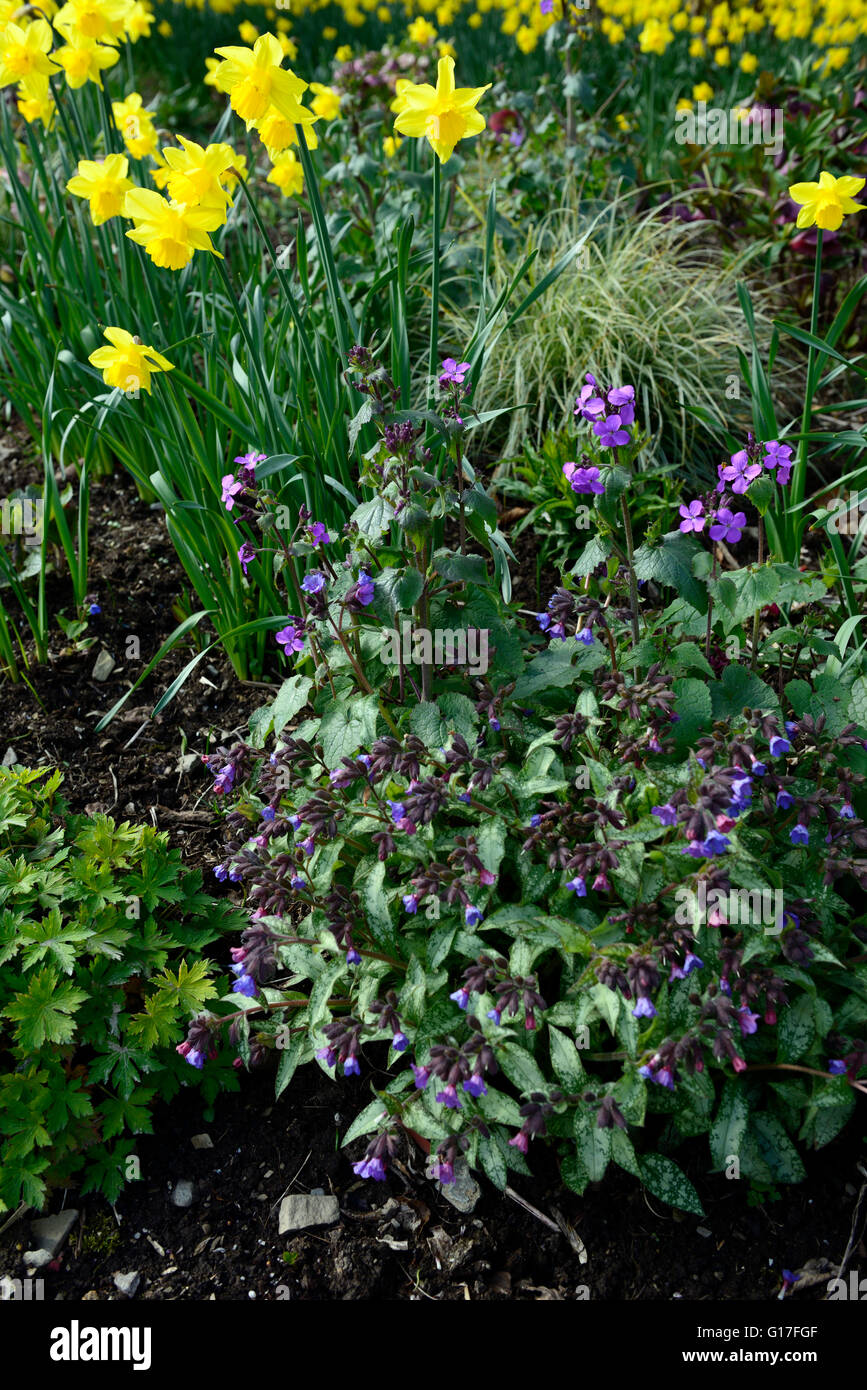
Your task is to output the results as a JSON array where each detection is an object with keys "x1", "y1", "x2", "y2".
[
  {"x1": 190, "y1": 1134, "x2": 213, "y2": 1150},
  {"x1": 112, "y1": 1271, "x2": 141, "y2": 1298},
  {"x1": 2, "y1": 747, "x2": 17, "y2": 766},
  {"x1": 439, "y1": 1163, "x2": 481, "y2": 1214},
  {"x1": 22, "y1": 1249, "x2": 53, "y2": 1271},
  {"x1": 82, "y1": 1290, "x2": 99, "y2": 1301},
  {"x1": 278, "y1": 1194, "x2": 339, "y2": 1234},
  {"x1": 91, "y1": 649, "x2": 116, "y2": 682},
  {"x1": 30, "y1": 1210, "x2": 78, "y2": 1257},
  {"x1": 171, "y1": 1180, "x2": 195, "y2": 1209}
]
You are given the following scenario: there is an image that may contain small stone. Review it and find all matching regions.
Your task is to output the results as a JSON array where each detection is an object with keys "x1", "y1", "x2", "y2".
[
  {"x1": 91, "y1": 649, "x2": 116, "y2": 682},
  {"x1": 278, "y1": 1194, "x2": 339, "y2": 1234},
  {"x1": 696, "y1": 1226, "x2": 712, "y2": 1238},
  {"x1": 2, "y1": 747, "x2": 18, "y2": 767},
  {"x1": 193, "y1": 1238, "x2": 210, "y2": 1257},
  {"x1": 23, "y1": 1249, "x2": 52, "y2": 1271},
  {"x1": 177, "y1": 753, "x2": 198, "y2": 775},
  {"x1": 82, "y1": 1291, "x2": 100, "y2": 1301},
  {"x1": 113, "y1": 1271, "x2": 140, "y2": 1298},
  {"x1": 190, "y1": 1134, "x2": 213, "y2": 1150},
  {"x1": 309, "y1": 1187, "x2": 325, "y2": 1196},
  {"x1": 171, "y1": 1180, "x2": 195, "y2": 1209},
  {"x1": 30, "y1": 1209, "x2": 78, "y2": 1257},
  {"x1": 439, "y1": 1162, "x2": 481, "y2": 1214}
]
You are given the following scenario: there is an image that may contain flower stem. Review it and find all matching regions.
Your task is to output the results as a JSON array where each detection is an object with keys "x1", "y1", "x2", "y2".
[
  {"x1": 750, "y1": 515, "x2": 765, "y2": 672},
  {"x1": 620, "y1": 496, "x2": 640, "y2": 646},
  {"x1": 427, "y1": 154, "x2": 441, "y2": 420},
  {"x1": 792, "y1": 228, "x2": 823, "y2": 560}
]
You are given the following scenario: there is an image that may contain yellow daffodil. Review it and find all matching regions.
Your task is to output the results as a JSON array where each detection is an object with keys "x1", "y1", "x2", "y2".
[
  {"x1": 67, "y1": 152, "x2": 133, "y2": 223},
  {"x1": 157, "y1": 20, "x2": 171, "y2": 37},
  {"x1": 54, "y1": 38, "x2": 119, "y2": 89},
  {"x1": 255, "y1": 103, "x2": 318, "y2": 152},
  {"x1": 211, "y1": 32, "x2": 309, "y2": 127},
  {"x1": 788, "y1": 171, "x2": 865, "y2": 231},
  {"x1": 383, "y1": 134, "x2": 402, "y2": 157},
  {"x1": 16, "y1": 73, "x2": 55, "y2": 126},
  {"x1": 739, "y1": 52, "x2": 758, "y2": 73},
  {"x1": 393, "y1": 55, "x2": 490, "y2": 164},
  {"x1": 88, "y1": 327, "x2": 174, "y2": 394},
  {"x1": 54, "y1": 0, "x2": 130, "y2": 44},
  {"x1": 267, "y1": 149, "x2": 303, "y2": 197},
  {"x1": 0, "y1": 20, "x2": 59, "y2": 87},
  {"x1": 408, "y1": 16, "x2": 437, "y2": 42},
  {"x1": 309, "y1": 81, "x2": 341, "y2": 120},
  {"x1": 693, "y1": 82, "x2": 714, "y2": 102},
  {"x1": 238, "y1": 19, "x2": 259, "y2": 43},
  {"x1": 123, "y1": 188, "x2": 225, "y2": 270},
  {"x1": 204, "y1": 56, "x2": 221, "y2": 89},
  {"x1": 160, "y1": 135, "x2": 236, "y2": 208},
  {"x1": 335, "y1": 45, "x2": 353, "y2": 61},
  {"x1": 112, "y1": 92, "x2": 158, "y2": 159},
  {"x1": 125, "y1": 1, "x2": 152, "y2": 41}
]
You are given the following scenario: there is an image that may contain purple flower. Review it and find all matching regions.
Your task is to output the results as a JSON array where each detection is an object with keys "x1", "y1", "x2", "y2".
[
  {"x1": 344, "y1": 1055, "x2": 361, "y2": 1077},
  {"x1": 88, "y1": 602, "x2": 101, "y2": 615},
  {"x1": 709, "y1": 508, "x2": 747, "y2": 544},
  {"x1": 237, "y1": 540, "x2": 256, "y2": 576},
  {"x1": 719, "y1": 449, "x2": 762, "y2": 494},
  {"x1": 652, "y1": 802, "x2": 678, "y2": 827},
  {"x1": 702, "y1": 829, "x2": 730, "y2": 856},
  {"x1": 232, "y1": 972, "x2": 257, "y2": 997},
  {"x1": 234, "y1": 450, "x2": 266, "y2": 470},
  {"x1": 353, "y1": 1156, "x2": 387, "y2": 1181},
  {"x1": 403, "y1": 894, "x2": 419, "y2": 914},
  {"x1": 213, "y1": 863, "x2": 228, "y2": 881},
  {"x1": 261, "y1": 806, "x2": 276, "y2": 821},
  {"x1": 220, "y1": 474, "x2": 244, "y2": 510},
  {"x1": 738, "y1": 1006, "x2": 760, "y2": 1036},
  {"x1": 655, "y1": 1067, "x2": 675, "y2": 1089},
  {"x1": 536, "y1": 612, "x2": 550, "y2": 631},
  {"x1": 213, "y1": 763, "x2": 235, "y2": 795},
  {"x1": 463, "y1": 1074, "x2": 488, "y2": 1098},
  {"x1": 487, "y1": 1007, "x2": 502, "y2": 1025},
  {"x1": 440, "y1": 357, "x2": 471, "y2": 385},
  {"x1": 566, "y1": 876, "x2": 587, "y2": 896},
  {"x1": 355, "y1": 571, "x2": 375, "y2": 605},
  {"x1": 632, "y1": 996, "x2": 657, "y2": 1020},
  {"x1": 827, "y1": 1059, "x2": 847, "y2": 1075},
  {"x1": 387, "y1": 800, "x2": 406, "y2": 823},
  {"x1": 563, "y1": 462, "x2": 605, "y2": 494},
  {"x1": 540, "y1": 0, "x2": 553, "y2": 12},
  {"x1": 432, "y1": 1159, "x2": 455, "y2": 1184},
  {"x1": 683, "y1": 951, "x2": 704, "y2": 975},
  {"x1": 489, "y1": 716, "x2": 501, "y2": 731},
  {"x1": 750, "y1": 759, "x2": 767, "y2": 776},
  {"x1": 776, "y1": 789, "x2": 795, "y2": 809},
  {"x1": 391, "y1": 1031, "x2": 408, "y2": 1052},
  {"x1": 185, "y1": 1048, "x2": 205, "y2": 1069},
  {"x1": 346, "y1": 947, "x2": 361, "y2": 965},
  {"x1": 291, "y1": 875, "x2": 307, "y2": 890},
  {"x1": 790, "y1": 824, "x2": 809, "y2": 846},
  {"x1": 678, "y1": 500, "x2": 706, "y2": 533},
  {"x1": 436, "y1": 1084, "x2": 463, "y2": 1109},
  {"x1": 275, "y1": 623, "x2": 305, "y2": 653},
  {"x1": 769, "y1": 735, "x2": 791, "y2": 757},
  {"x1": 308, "y1": 522, "x2": 330, "y2": 545},
  {"x1": 509, "y1": 1130, "x2": 529, "y2": 1154},
  {"x1": 573, "y1": 383, "x2": 606, "y2": 420},
  {"x1": 411, "y1": 1063, "x2": 430, "y2": 1089},
  {"x1": 450, "y1": 987, "x2": 470, "y2": 1009},
  {"x1": 576, "y1": 627, "x2": 595, "y2": 645},
  {"x1": 316, "y1": 1046, "x2": 337, "y2": 1068},
  {"x1": 301, "y1": 570, "x2": 326, "y2": 593},
  {"x1": 464, "y1": 905, "x2": 483, "y2": 927},
  {"x1": 840, "y1": 801, "x2": 855, "y2": 819},
  {"x1": 458, "y1": 792, "x2": 472, "y2": 804},
  {"x1": 593, "y1": 413, "x2": 631, "y2": 448},
  {"x1": 763, "y1": 440, "x2": 793, "y2": 473},
  {"x1": 530, "y1": 814, "x2": 541, "y2": 828}
]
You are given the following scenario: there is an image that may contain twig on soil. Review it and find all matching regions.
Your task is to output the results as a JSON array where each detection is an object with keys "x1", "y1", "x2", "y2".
[
  {"x1": 835, "y1": 1165, "x2": 867, "y2": 1286},
  {"x1": 0, "y1": 1202, "x2": 31, "y2": 1237},
  {"x1": 503, "y1": 1185, "x2": 561, "y2": 1233}
]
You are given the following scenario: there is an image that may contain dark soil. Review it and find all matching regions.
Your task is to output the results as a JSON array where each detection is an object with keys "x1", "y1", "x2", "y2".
[
  {"x1": 1, "y1": 1064, "x2": 864, "y2": 1303},
  {"x1": 2, "y1": 427, "x2": 866, "y2": 1304}
]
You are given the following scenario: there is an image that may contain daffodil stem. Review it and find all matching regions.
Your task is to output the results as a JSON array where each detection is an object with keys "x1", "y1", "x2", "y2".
[
  {"x1": 427, "y1": 154, "x2": 441, "y2": 421},
  {"x1": 295, "y1": 128, "x2": 352, "y2": 369},
  {"x1": 792, "y1": 228, "x2": 823, "y2": 559},
  {"x1": 212, "y1": 256, "x2": 283, "y2": 452}
]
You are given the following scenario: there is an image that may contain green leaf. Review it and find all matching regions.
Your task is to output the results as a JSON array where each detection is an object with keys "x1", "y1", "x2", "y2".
[
  {"x1": 749, "y1": 1113, "x2": 806, "y2": 1183},
  {"x1": 710, "y1": 664, "x2": 780, "y2": 719},
  {"x1": 432, "y1": 550, "x2": 488, "y2": 585},
  {"x1": 777, "y1": 994, "x2": 815, "y2": 1063},
  {"x1": 548, "y1": 1024, "x2": 585, "y2": 1090},
  {"x1": 571, "y1": 534, "x2": 612, "y2": 578},
  {"x1": 671, "y1": 677, "x2": 712, "y2": 754},
  {"x1": 574, "y1": 1107, "x2": 611, "y2": 1181},
  {"x1": 709, "y1": 1077, "x2": 750, "y2": 1171},
  {"x1": 341, "y1": 1097, "x2": 389, "y2": 1147},
  {"x1": 711, "y1": 565, "x2": 780, "y2": 626},
  {"x1": 633, "y1": 532, "x2": 706, "y2": 612},
  {"x1": 275, "y1": 1032, "x2": 306, "y2": 1099},
  {"x1": 498, "y1": 1042, "x2": 548, "y2": 1096},
  {"x1": 318, "y1": 694, "x2": 379, "y2": 768},
  {"x1": 849, "y1": 675, "x2": 867, "y2": 731},
  {"x1": 478, "y1": 1132, "x2": 508, "y2": 1189},
  {"x1": 3, "y1": 968, "x2": 87, "y2": 1048},
  {"x1": 639, "y1": 1154, "x2": 704, "y2": 1215}
]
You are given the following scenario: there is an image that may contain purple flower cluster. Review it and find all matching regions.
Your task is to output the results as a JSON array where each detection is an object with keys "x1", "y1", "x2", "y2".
[
  {"x1": 678, "y1": 498, "x2": 747, "y2": 544},
  {"x1": 715, "y1": 438, "x2": 793, "y2": 494}
]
